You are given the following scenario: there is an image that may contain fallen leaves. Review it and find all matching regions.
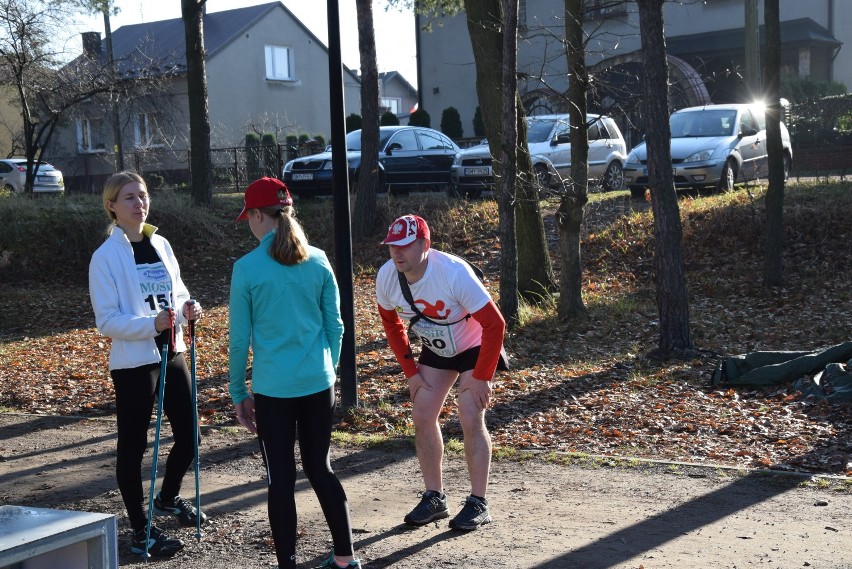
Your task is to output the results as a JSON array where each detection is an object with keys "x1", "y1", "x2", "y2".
[{"x1": 1, "y1": 185, "x2": 851, "y2": 476}]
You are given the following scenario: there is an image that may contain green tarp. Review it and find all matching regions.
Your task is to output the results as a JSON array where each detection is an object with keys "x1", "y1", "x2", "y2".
[{"x1": 712, "y1": 341, "x2": 852, "y2": 402}]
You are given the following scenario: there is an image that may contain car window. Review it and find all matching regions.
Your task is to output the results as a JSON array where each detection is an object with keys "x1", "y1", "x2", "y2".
[
  {"x1": 387, "y1": 130, "x2": 418, "y2": 151},
  {"x1": 588, "y1": 120, "x2": 601, "y2": 140},
  {"x1": 417, "y1": 130, "x2": 453, "y2": 150},
  {"x1": 750, "y1": 108, "x2": 766, "y2": 131},
  {"x1": 526, "y1": 119, "x2": 558, "y2": 143},
  {"x1": 0, "y1": 163, "x2": 10, "y2": 174},
  {"x1": 600, "y1": 118, "x2": 616, "y2": 139},
  {"x1": 740, "y1": 110, "x2": 758, "y2": 134},
  {"x1": 346, "y1": 130, "x2": 363, "y2": 150}
]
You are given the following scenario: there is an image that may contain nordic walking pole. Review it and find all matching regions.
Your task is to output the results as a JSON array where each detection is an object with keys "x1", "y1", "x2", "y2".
[
  {"x1": 144, "y1": 306, "x2": 174, "y2": 559},
  {"x1": 188, "y1": 298, "x2": 203, "y2": 542}
]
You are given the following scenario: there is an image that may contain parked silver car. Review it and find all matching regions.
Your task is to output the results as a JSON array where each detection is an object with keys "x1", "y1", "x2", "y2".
[
  {"x1": 623, "y1": 103, "x2": 792, "y2": 198},
  {"x1": 0, "y1": 159, "x2": 64, "y2": 194},
  {"x1": 450, "y1": 113, "x2": 627, "y2": 198}
]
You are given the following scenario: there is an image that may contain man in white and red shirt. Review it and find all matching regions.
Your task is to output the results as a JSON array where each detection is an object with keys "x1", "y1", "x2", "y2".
[{"x1": 375, "y1": 214, "x2": 506, "y2": 531}]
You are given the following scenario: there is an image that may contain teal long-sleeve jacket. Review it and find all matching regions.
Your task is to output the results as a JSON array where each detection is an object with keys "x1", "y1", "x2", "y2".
[{"x1": 228, "y1": 232, "x2": 344, "y2": 404}]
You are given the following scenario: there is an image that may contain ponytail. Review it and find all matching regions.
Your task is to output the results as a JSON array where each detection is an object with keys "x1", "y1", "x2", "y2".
[{"x1": 258, "y1": 205, "x2": 309, "y2": 265}]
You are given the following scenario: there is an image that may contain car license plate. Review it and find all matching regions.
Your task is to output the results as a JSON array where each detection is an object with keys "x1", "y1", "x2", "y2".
[
  {"x1": 641, "y1": 168, "x2": 676, "y2": 176},
  {"x1": 463, "y1": 167, "x2": 490, "y2": 176},
  {"x1": 292, "y1": 173, "x2": 313, "y2": 180}
]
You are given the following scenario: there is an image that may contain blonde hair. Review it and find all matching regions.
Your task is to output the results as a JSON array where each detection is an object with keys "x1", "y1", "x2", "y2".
[
  {"x1": 103, "y1": 171, "x2": 146, "y2": 222},
  {"x1": 258, "y1": 205, "x2": 309, "y2": 265}
]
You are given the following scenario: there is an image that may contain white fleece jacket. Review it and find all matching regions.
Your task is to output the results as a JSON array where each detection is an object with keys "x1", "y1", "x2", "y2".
[{"x1": 89, "y1": 224, "x2": 190, "y2": 370}]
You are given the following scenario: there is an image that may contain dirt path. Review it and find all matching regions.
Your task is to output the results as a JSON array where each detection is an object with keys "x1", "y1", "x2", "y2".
[{"x1": 1, "y1": 414, "x2": 850, "y2": 568}]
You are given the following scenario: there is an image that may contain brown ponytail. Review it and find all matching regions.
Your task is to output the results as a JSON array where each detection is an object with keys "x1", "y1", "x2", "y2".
[{"x1": 258, "y1": 205, "x2": 309, "y2": 265}]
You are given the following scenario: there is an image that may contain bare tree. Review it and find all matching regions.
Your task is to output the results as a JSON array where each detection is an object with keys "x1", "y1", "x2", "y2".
[
  {"x1": 556, "y1": 0, "x2": 589, "y2": 320},
  {"x1": 463, "y1": 0, "x2": 556, "y2": 300},
  {"x1": 763, "y1": 0, "x2": 784, "y2": 286},
  {"x1": 499, "y1": 0, "x2": 518, "y2": 326},
  {"x1": 636, "y1": 0, "x2": 691, "y2": 355},
  {"x1": 0, "y1": 0, "x2": 115, "y2": 193},
  {"x1": 352, "y1": 0, "x2": 380, "y2": 240},
  {"x1": 181, "y1": 0, "x2": 213, "y2": 205}
]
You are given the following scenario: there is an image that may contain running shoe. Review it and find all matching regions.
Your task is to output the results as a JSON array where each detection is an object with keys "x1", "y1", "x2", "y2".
[
  {"x1": 403, "y1": 489, "x2": 449, "y2": 525},
  {"x1": 130, "y1": 525, "x2": 184, "y2": 557},
  {"x1": 153, "y1": 493, "x2": 208, "y2": 527},
  {"x1": 449, "y1": 495, "x2": 492, "y2": 531},
  {"x1": 312, "y1": 553, "x2": 363, "y2": 568}
]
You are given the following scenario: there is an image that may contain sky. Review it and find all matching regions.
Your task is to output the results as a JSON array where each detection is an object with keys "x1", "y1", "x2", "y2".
[{"x1": 74, "y1": 0, "x2": 419, "y2": 88}]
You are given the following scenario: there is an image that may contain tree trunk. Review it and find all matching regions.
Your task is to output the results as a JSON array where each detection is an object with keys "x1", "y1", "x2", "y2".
[
  {"x1": 637, "y1": 0, "x2": 692, "y2": 355},
  {"x1": 499, "y1": 0, "x2": 519, "y2": 328},
  {"x1": 352, "y1": 0, "x2": 380, "y2": 240},
  {"x1": 557, "y1": 0, "x2": 589, "y2": 320},
  {"x1": 464, "y1": 0, "x2": 555, "y2": 300},
  {"x1": 182, "y1": 0, "x2": 213, "y2": 205},
  {"x1": 763, "y1": 0, "x2": 784, "y2": 287}
]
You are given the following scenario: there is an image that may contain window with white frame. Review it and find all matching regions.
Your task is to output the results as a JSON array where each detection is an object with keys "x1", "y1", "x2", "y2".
[
  {"x1": 380, "y1": 97, "x2": 401, "y2": 114},
  {"x1": 265, "y1": 45, "x2": 293, "y2": 81},
  {"x1": 134, "y1": 112, "x2": 163, "y2": 148},
  {"x1": 77, "y1": 116, "x2": 106, "y2": 153}
]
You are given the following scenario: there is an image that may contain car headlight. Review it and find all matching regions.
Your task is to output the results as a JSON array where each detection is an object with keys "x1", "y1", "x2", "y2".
[
  {"x1": 684, "y1": 149, "x2": 714, "y2": 163},
  {"x1": 625, "y1": 151, "x2": 638, "y2": 164},
  {"x1": 453, "y1": 154, "x2": 462, "y2": 166},
  {"x1": 283, "y1": 162, "x2": 293, "y2": 173},
  {"x1": 323, "y1": 161, "x2": 333, "y2": 170}
]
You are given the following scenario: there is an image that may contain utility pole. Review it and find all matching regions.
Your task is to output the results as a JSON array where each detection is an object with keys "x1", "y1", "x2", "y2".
[
  {"x1": 327, "y1": 0, "x2": 358, "y2": 409},
  {"x1": 744, "y1": 0, "x2": 760, "y2": 100}
]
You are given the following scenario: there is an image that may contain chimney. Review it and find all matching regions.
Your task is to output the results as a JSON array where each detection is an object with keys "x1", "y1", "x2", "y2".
[{"x1": 82, "y1": 32, "x2": 102, "y2": 58}]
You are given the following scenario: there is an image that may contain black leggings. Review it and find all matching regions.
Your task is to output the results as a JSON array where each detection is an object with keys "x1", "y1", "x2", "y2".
[
  {"x1": 111, "y1": 353, "x2": 197, "y2": 531},
  {"x1": 255, "y1": 389, "x2": 353, "y2": 568}
]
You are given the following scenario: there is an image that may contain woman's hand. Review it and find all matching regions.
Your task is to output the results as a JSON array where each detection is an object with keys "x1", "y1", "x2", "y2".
[
  {"x1": 154, "y1": 308, "x2": 175, "y2": 333},
  {"x1": 183, "y1": 301, "x2": 203, "y2": 321},
  {"x1": 235, "y1": 397, "x2": 257, "y2": 434}
]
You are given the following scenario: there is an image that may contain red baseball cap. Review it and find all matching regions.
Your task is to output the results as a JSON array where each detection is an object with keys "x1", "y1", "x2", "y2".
[
  {"x1": 380, "y1": 214, "x2": 430, "y2": 246},
  {"x1": 236, "y1": 177, "x2": 293, "y2": 221}
]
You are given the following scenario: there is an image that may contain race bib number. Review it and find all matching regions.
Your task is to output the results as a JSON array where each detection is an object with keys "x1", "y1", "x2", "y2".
[
  {"x1": 413, "y1": 321, "x2": 458, "y2": 358},
  {"x1": 136, "y1": 262, "x2": 173, "y2": 314}
]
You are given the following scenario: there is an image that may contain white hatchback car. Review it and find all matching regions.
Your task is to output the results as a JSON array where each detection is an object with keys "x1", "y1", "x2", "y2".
[
  {"x1": 450, "y1": 113, "x2": 627, "y2": 198},
  {"x1": 0, "y1": 158, "x2": 65, "y2": 194}
]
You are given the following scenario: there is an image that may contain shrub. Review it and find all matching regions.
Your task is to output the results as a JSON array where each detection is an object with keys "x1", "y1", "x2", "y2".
[
  {"x1": 346, "y1": 113, "x2": 363, "y2": 133},
  {"x1": 781, "y1": 77, "x2": 846, "y2": 104},
  {"x1": 313, "y1": 134, "x2": 326, "y2": 147},
  {"x1": 440, "y1": 106, "x2": 463, "y2": 138},
  {"x1": 380, "y1": 111, "x2": 400, "y2": 126},
  {"x1": 473, "y1": 106, "x2": 485, "y2": 137},
  {"x1": 261, "y1": 132, "x2": 277, "y2": 177},
  {"x1": 409, "y1": 109, "x2": 431, "y2": 128},
  {"x1": 245, "y1": 133, "x2": 261, "y2": 178},
  {"x1": 145, "y1": 173, "x2": 165, "y2": 191}
]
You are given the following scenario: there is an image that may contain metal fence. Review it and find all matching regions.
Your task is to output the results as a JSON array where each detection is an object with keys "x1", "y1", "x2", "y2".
[{"x1": 63, "y1": 143, "x2": 323, "y2": 195}]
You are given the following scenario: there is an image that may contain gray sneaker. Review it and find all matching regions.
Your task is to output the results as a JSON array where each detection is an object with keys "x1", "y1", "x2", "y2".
[
  {"x1": 403, "y1": 490, "x2": 449, "y2": 525},
  {"x1": 449, "y1": 495, "x2": 492, "y2": 531}
]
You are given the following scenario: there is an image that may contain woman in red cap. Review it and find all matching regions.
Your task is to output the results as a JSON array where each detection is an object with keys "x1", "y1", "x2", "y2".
[{"x1": 228, "y1": 177, "x2": 360, "y2": 569}]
